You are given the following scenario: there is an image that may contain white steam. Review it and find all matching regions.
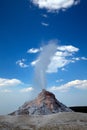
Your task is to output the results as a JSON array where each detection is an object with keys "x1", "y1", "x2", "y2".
[{"x1": 34, "y1": 42, "x2": 57, "y2": 89}]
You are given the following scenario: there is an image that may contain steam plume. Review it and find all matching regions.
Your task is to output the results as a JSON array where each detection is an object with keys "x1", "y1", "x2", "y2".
[{"x1": 35, "y1": 41, "x2": 57, "y2": 89}]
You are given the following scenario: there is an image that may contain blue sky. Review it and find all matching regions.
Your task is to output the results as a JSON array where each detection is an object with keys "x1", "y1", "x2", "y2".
[{"x1": 0, "y1": 0, "x2": 87, "y2": 114}]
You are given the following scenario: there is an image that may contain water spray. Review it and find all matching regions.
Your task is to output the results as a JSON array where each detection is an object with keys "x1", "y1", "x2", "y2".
[{"x1": 34, "y1": 42, "x2": 57, "y2": 90}]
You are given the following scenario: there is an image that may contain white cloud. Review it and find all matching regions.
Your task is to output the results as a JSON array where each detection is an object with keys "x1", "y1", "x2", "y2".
[
  {"x1": 47, "y1": 56, "x2": 69, "y2": 73},
  {"x1": 41, "y1": 22, "x2": 49, "y2": 27},
  {"x1": 31, "y1": 0, "x2": 80, "y2": 12},
  {"x1": 72, "y1": 57, "x2": 87, "y2": 62},
  {"x1": 61, "y1": 68, "x2": 67, "y2": 71},
  {"x1": 42, "y1": 14, "x2": 48, "y2": 18},
  {"x1": 49, "y1": 80, "x2": 87, "y2": 92},
  {"x1": 30, "y1": 44, "x2": 87, "y2": 73},
  {"x1": 27, "y1": 48, "x2": 40, "y2": 53},
  {"x1": 16, "y1": 59, "x2": 29, "y2": 68},
  {"x1": 55, "y1": 51, "x2": 72, "y2": 57},
  {"x1": 47, "y1": 45, "x2": 79, "y2": 73},
  {"x1": 20, "y1": 87, "x2": 34, "y2": 93},
  {"x1": 74, "y1": 0, "x2": 80, "y2": 5},
  {"x1": 31, "y1": 59, "x2": 39, "y2": 66},
  {"x1": 0, "y1": 89, "x2": 12, "y2": 93},
  {"x1": 81, "y1": 57, "x2": 87, "y2": 60},
  {"x1": 57, "y1": 45, "x2": 79, "y2": 52},
  {"x1": 56, "y1": 79, "x2": 64, "y2": 83},
  {"x1": 72, "y1": 57, "x2": 80, "y2": 61},
  {"x1": 0, "y1": 78, "x2": 22, "y2": 87}
]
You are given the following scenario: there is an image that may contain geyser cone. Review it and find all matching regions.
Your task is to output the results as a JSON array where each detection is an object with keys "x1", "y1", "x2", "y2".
[{"x1": 10, "y1": 89, "x2": 72, "y2": 115}]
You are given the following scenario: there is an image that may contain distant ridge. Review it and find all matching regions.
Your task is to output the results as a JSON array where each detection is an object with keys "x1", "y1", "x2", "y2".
[{"x1": 70, "y1": 106, "x2": 87, "y2": 113}]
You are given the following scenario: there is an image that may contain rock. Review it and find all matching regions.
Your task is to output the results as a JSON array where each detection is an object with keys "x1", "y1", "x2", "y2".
[{"x1": 10, "y1": 89, "x2": 72, "y2": 115}]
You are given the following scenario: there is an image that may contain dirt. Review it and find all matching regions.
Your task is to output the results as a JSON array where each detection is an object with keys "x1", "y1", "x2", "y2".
[{"x1": 0, "y1": 112, "x2": 87, "y2": 130}]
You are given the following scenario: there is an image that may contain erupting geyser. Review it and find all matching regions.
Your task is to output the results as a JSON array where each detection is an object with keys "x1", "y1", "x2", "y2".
[
  {"x1": 9, "y1": 42, "x2": 73, "y2": 116},
  {"x1": 35, "y1": 42, "x2": 57, "y2": 89}
]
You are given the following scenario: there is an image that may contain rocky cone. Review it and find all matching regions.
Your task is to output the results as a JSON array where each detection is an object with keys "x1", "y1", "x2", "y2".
[{"x1": 10, "y1": 89, "x2": 72, "y2": 115}]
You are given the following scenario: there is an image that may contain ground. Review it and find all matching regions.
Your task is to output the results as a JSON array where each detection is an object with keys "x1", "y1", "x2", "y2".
[{"x1": 0, "y1": 112, "x2": 87, "y2": 130}]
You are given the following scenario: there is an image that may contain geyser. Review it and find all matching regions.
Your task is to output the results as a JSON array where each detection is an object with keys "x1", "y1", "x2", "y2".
[
  {"x1": 35, "y1": 42, "x2": 57, "y2": 89},
  {"x1": 10, "y1": 89, "x2": 72, "y2": 115}
]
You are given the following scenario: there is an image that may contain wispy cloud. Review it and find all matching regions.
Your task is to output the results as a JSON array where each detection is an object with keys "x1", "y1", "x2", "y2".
[
  {"x1": 0, "y1": 78, "x2": 22, "y2": 87},
  {"x1": 72, "y1": 57, "x2": 87, "y2": 61},
  {"x1": 47, "y1": 56, "x2": 69, "y2": 73},
  {"x1": 42, "y1": 14, "x2": 48, "y2": 18},
  {"x1": 31, "y1": 43, "x2": 87, "y2": 73},
  {"x1": 57, "y1": 45, "x2": 79, "y2": 52},
  {"x1": 81, "y1": 57, "x2": 87, "y2": 60},
  {"x1": 49, "y1": 80, "x2": 87, "y2": 92},
  {"x1": 27, "y1": 48, "x2": 41, "y2": 53},
  {"x1": 16, "y1": 59, "x2": 29, "y2": 68},
  {"x1": 56, "y1": 79, "x2": 64, "y2": 83},
  {"x1": 41, "y1": 22, "x2": 49, "y2": 27},
  {"x1": 0, "y1": 89, "x2": 12, "y2": 93},
  {"x1": 20, "y1": 87, "x2": 34, "y2": 93},
  {"x1": 47, "y1": 45, "x2": 79, "y2": 73},
  {"x1": 61, "y1": 68, "x2": 67, "y2": 71},
  {"x1": 31, "y1": 0, "x2": 80, "y2": 12},
  {"x1": 31, "y1": 59, "x2": 39, "y2": 66}
]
